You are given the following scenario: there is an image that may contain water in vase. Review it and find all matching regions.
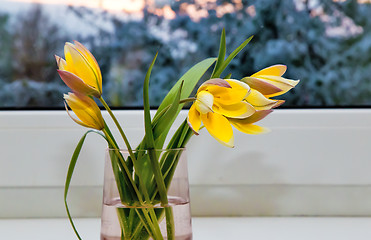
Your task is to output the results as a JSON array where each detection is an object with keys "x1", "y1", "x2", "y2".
[{"x1": 101, "y1": 196, "x2": 192, "y2": 240}]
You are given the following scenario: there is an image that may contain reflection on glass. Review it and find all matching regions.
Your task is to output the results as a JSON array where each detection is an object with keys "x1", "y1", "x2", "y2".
[{"x1": 0, "y1": 0, "x2": 370, "y2": 108}]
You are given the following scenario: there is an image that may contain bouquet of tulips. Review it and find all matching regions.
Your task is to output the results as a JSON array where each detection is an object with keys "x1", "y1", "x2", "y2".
[{"x1": 56, "y1": 30, "x2": 298, "y2": 240}]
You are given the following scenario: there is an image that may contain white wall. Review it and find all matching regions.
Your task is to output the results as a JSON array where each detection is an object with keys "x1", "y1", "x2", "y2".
[{"x1": 1, "y1": 109, "x2": 371, "y2": 218}]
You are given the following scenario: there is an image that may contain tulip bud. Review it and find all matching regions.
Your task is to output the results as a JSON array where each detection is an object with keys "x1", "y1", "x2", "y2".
[
  {"x1": 64, "y1": 92, "x2": 105, "y2": 130},
  {"x1": 56, "y1": 41, "x2": 102, "y2": 97}
]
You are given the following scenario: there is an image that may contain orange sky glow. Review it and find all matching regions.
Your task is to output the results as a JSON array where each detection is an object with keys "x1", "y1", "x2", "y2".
[
  {"x1": 7, "y1": 0, "x2": 250, "y2": 20},
  {"x1": 6, "y1": 0, "x2": 371, "y2": 20},
  {"x1": 8, "y1": 0, "x2": 146, "y2": 13}
]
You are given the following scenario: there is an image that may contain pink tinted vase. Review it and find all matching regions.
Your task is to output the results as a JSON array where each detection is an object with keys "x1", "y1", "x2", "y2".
[{"x1": 100, "y1": 148, "x2": 192, "y2": 240}]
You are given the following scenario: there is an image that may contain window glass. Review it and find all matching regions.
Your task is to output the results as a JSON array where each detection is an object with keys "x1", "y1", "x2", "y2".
[{"x1": 0, "y1": 0, "x2": 370, "y2": 108}]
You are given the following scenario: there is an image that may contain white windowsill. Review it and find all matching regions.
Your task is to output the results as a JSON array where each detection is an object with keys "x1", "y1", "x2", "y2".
[
  {"x1": 1, "y1": 217, "x2": 371, "y2": 240},
  {"x1": 1, "y1": 109, "x2": 371, "y2": 218}
]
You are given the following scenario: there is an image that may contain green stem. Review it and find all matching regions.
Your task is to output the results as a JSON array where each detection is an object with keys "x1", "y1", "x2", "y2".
[
  {"x1": 147, "y1": 149, "x2": 175, "y2": 240},
  {"x1": 134, "y1": 209, "x2": 154, "y2": 239},
  {"x1": 103, "y1": 129, "x2": 165, "y2": 239},
  {"x1": 148, "y1": 150, "x2": 168, "y2": 205},
  {"x1": 165, "y1": 207, "x2": 175, "y2": 239},
  {"x1": 99, "y1": 97, "x2": 137, "y2": 163},
  {"x1": 147, "y1": 209, "x2": 163, "y2": 240},
  {"x1": 103, "y1": 129, "x2": 144, "y2": 204},
  {"x1": 116, "y1": 208, "x2": 130, "y2": 238},
  {"x1": 179, "y1": 97, "x2": 196, "y2": 104},
  {"x1": 100, "y1": 97, "x2": 170, "y2": 239},
  {"x1": 132, "y1": 161, "x2": 164, "y2": 239}
]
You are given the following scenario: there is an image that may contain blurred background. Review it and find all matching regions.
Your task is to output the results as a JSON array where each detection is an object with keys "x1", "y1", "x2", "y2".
[{"x1": 0, "y1": 0, "x2": 370, "y2": 108}]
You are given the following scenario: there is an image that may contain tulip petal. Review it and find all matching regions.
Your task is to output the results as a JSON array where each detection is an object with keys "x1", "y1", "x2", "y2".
[
  {"x1": 58, "y1": 70, "x2": 100, "y2": 97},
  {"x1": 230, "y1": 110, "x2": 273, "y2": 125},
  {"x1": 225, "y1": 79, "x2": 251, "y2": 94},
  {"x1": 259, "y1": 75, "x2": 299, "y2": 87},
  {"x1": 241, "y1": 77, "x2": 283, "y2": 96},
  {"x1": 55, "y1": 55, "x2": 67, "y2": 70},
  {"x1": 201, "y1": 112, "x2": 234, "y2": 147},
  {"x1": 245, "y1": 88, "x2": 279, "y2": 110},
  {"x1": 251, "y1": 64, "x2": 287, "y2": 77},
  {"x1": 272, "y1": 100, "x2": 285, "y2": 108},
  {"x1": 64, "y1": 92, "x2": 104, "y2": 130},
  {"x1": 73, "y1": 41, "x2": 102, "y2": 89},
  {"x1": 214, "y1": 101, "x2": 255, "y2": 119},
  {"x1": 64, "y1": 102, "x2": 93, "y2": 129},
  {"x1": 198, "y1": 78, "x2": 232, "y2": 92},
  {"x1": 195, "y1": 91, "x2": 214, "y2": 114},
  {"x1": 64, "y1": 43, "x2": 100, "y2": 92},
  {"x1": 187, "y1": 104, "x2": 201, "y2": 134},
  {"x1": 205, "y1": 79, "x2": 250, "y2": 105},
  {"x1": 257, "y1": 75, "x2": 300, "y2": 97},
  {"x1": 231, "y1": 121, "x2": 270, "y2": 135}
]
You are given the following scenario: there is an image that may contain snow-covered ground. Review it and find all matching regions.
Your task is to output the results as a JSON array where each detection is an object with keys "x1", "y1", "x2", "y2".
[{"x1": 0, "y1": 0, "x2": 117, "y2": 37}]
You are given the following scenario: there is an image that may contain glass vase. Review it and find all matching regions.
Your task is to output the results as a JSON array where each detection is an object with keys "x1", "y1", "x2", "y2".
[{"x1": 100, "y1": 148, "x2": 192, "y2": 240}]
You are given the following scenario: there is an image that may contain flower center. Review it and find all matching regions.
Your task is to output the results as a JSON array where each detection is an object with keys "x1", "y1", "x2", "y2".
[{"x1": 195, "y1": 91, "x2": 214, "y2": 114}]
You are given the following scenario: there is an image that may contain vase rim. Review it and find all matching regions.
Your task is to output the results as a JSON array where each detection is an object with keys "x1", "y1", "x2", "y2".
[{"x1": 106, "y1": 147, "x2": 186, "y2": 152}]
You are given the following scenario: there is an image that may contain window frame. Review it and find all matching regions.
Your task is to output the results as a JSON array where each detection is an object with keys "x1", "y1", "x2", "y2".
[{"x1": 1, "y1": 109, "x2": 371, "y2": 218}]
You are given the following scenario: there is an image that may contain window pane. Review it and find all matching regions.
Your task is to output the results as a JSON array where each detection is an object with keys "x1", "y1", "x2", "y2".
[{"x1": 0, "y1": 0, "x2": 370, "y2": 108}]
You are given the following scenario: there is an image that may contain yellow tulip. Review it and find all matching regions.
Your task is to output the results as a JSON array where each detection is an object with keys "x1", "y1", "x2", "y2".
[
  {"x1": 228, "y1": 110, "x2": 272, "y2": 135},
  {"x1": 64, "y1": 92, "x2": 105, "y2": 130},
  {"x1": 187, "y1": 78, "x2": 256, "y2": 147},
  {"x1": 242, "y1": 65, "x2": 299, "y2": 110},
  {"x1": 56, "y1": 41, "x2": 102, "y2": 97}
]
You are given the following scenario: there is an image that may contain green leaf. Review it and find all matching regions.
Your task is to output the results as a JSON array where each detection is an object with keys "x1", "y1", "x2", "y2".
[
  {"x1": 165, "y1": 119, "x2": 193, "y2": 151},
  {"x1": 152, "y1": 81, "x2": 184, "y2": 143},
  {"x1": 211, "y1": 28, "x2": 226, "y2": 78},
  {"x1": 224, "y1": 73, "x2": 232, "y2": 79},
  {"x1": 213, "y1": 35, "x2": 253, "y2": 78},
  {"x1": 153, "y1": 57, "x2": 216, "y2": 148},
  {"x1": 141, "y1": 52, "x2": 160, "y2": 201},
  {"x1": 143, "y1": 52, "x2": 158, "y2": 149},
  {"x1": 155, "y1": 57, "x2": 216, "y2": 117},
  {"x1": 155, "y1": 120, "x2": 194, "y2": 201},
  {"x1": 142, "y1": 56, "x2": 178, "y2": 217},
  {"x1": 151, "y1": 105, "x2": 171, "y2": 127},
  {"x1": 102, "y1": 124, "x2": 135, "y2": 203},
  {"x1": 64, "y1": 130, "x2": 106, "y2": 240}
]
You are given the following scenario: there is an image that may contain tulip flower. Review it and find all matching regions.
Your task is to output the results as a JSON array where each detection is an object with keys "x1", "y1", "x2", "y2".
[
  {"x1": 56, "y1": 41, "x2": 102, "y2": 97},
  {"x1": 187, "y1": 78, "x2": 256, "y2": 147},
  {"x1": 64, "y1": 92, "x2": 105, "y2": 130},
  {"x1": 228, "y1": 110, "x2": 272, "y2": 135},
  {"x1": 242, "y1": 65, "x2": 299, "y2": 110}
]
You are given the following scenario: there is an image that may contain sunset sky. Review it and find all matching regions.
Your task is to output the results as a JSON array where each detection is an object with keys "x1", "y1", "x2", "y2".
[
  {"x1": 2, "y1": 0, "x2": 147, "y2": 12},
  {"x1": 3, "y1": 0, "x2": 371, "y2": 12},
  {"x1": 1, "y1": 0, "x2": 370, "y2": 21},
  {"x1": 0, "y1": 0, "x2": 247, "y2": 20}
]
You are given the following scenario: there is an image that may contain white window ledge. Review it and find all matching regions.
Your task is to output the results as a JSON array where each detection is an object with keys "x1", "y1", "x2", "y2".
[
  {"x1": 1, "y1": 217, "x2": 371, "y2": 240},
  {"x1": 1, "y1": 109, "x2": 371, "y2": 217}
]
